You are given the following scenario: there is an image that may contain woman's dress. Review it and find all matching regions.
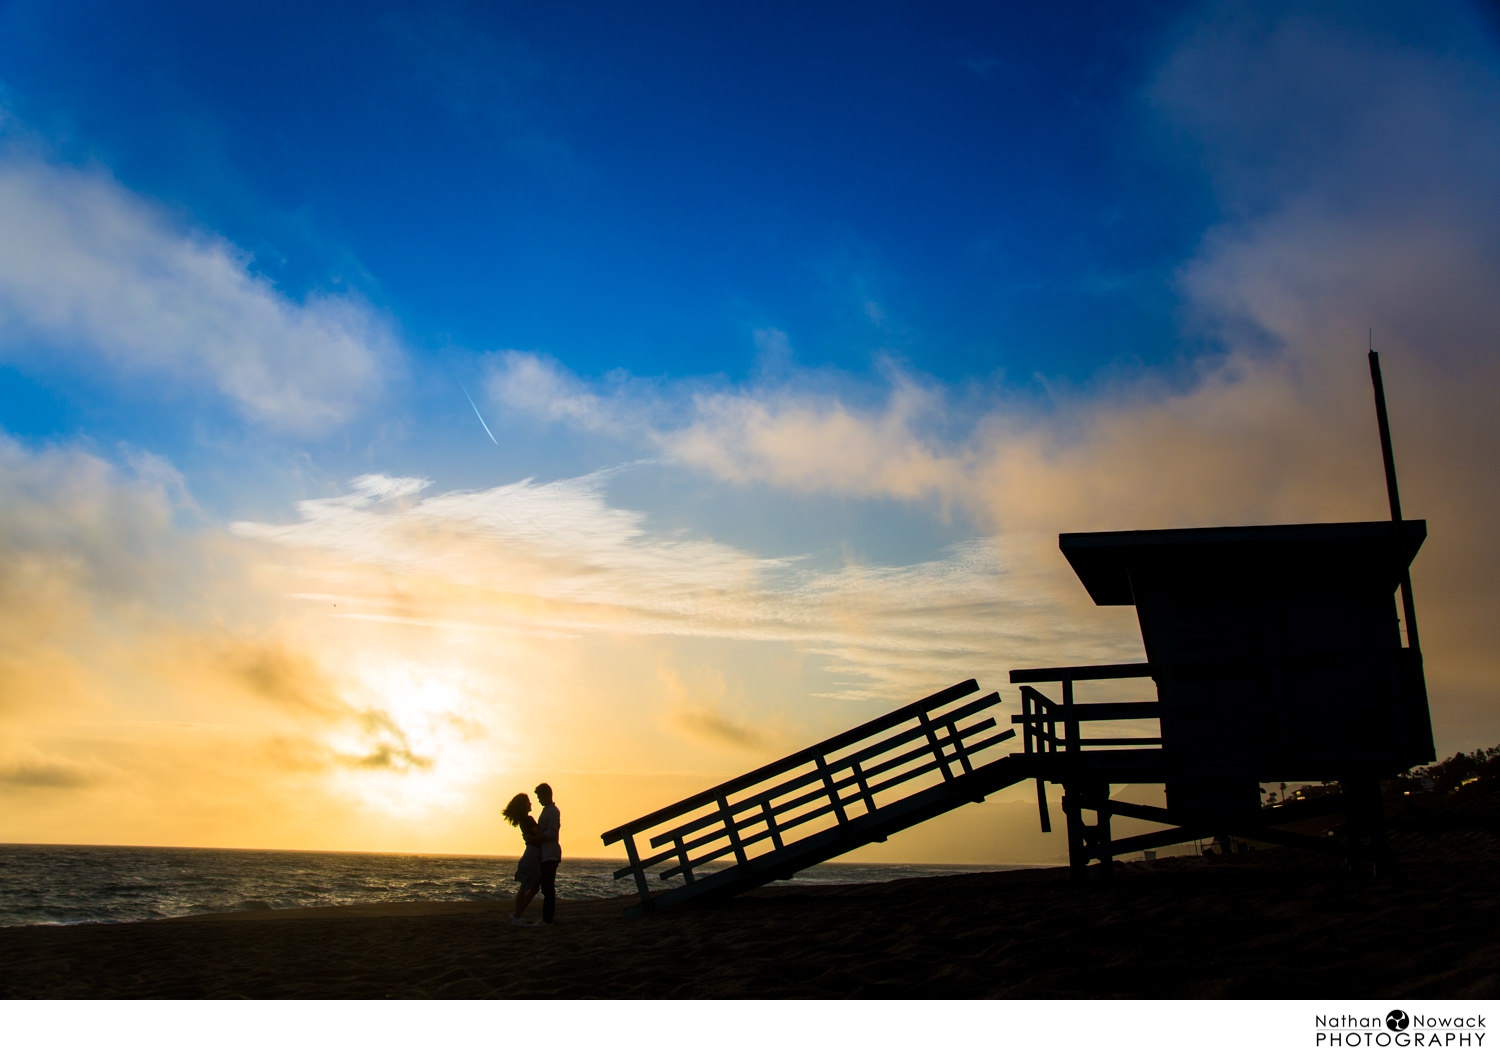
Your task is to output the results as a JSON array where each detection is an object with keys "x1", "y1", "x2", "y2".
[{"x1": 514, "y1": 817, "x2": 543, "y2": 887}]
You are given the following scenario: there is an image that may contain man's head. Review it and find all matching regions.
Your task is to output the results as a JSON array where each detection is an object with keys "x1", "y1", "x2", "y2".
[{"x1": 534, "y1": 782, "x2": 553, "y2": 806}]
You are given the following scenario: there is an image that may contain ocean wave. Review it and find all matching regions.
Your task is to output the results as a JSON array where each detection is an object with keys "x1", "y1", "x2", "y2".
[{"x1": 0, "y1": 845, "x2": 1015, "y2": 927}]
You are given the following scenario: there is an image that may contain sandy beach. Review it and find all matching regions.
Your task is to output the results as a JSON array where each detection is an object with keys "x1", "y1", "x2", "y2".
[{"x1": 1, "y1": 789, "x2": 1497, "y2": 1000}]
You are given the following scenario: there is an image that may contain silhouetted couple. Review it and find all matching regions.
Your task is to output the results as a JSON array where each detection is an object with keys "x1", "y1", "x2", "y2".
[{"x1": 502, "y1": 783, "x2": 561, "y2": 926}]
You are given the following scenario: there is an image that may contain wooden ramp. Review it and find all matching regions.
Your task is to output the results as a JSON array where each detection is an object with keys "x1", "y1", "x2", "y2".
[{"x1": 600, "y1": 680, "x2": 1024, "y2": 916}]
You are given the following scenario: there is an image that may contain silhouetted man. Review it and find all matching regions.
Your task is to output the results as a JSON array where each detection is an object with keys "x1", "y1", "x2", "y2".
[{"x1": 535, "y1": 782, "x2": 561, "y2": 924}]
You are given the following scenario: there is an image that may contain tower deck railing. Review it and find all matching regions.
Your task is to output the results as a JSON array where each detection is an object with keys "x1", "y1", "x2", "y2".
[{"x1": 1010, "y1": 663, "x2": 1164, "y2": 831}]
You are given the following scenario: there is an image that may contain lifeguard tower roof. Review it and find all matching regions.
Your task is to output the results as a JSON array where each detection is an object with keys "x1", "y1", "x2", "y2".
[
  {"x1": 1060, "y1": 520, "x2": 1427, "y2": 606},
  {"x1": 1053, "y1": 517, "x2": 1434, "y2": 794}
]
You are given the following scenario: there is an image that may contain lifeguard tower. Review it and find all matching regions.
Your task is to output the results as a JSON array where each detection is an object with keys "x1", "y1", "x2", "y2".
[
  {"x1": 1010, "y1": 515, "x2": 1431, "y2": 876},
  {"x1": 601, "y1": 351, "x2": 1432, "y2": 912}
]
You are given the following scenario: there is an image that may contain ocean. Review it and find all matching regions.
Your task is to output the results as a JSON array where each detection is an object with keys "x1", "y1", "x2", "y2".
[{"x1": 0, "y1": 844, "x2": 1020, "y2": 928}]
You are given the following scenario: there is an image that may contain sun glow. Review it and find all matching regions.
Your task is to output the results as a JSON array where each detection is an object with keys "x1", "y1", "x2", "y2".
[{"x1": 325, "y1": 662, "x2": 501, "y2": 818}]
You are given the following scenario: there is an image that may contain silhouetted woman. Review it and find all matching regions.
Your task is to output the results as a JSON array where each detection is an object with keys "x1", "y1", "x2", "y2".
[{"x1": 502, "y1": 792, "x2": 543, "y2": 925}]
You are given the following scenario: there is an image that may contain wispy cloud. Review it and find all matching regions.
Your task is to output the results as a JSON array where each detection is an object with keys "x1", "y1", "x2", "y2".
[
  {"x1": 658, "y1": 663, "x2": 773, "y2": 753},
  {"x1": 673, "y1": 708, "x2": 771, "y2": 752},
  {"x1": 230, "y1": 469, "x2": 1119, "y2": 703},
  {"x1": 487, "y1": 351, "x2": 970, "y2": 506},
  {"x1": 0, "y1": 151, "x2": 397, "y2": 432},
  {"x1": 215, "y1": 639, "x2": 349, "y2": 719},
  {"x1": 0, "y1": 754, "x2": 105, "y2": 789},
  {"x1": 0, "y1": 435, "x2": 506, "y2": 842}
]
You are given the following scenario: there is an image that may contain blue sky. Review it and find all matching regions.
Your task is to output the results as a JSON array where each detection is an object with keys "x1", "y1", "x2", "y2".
[
  {"x1": 1, "y1": 1, "x2": 1205, "y2": 389},
  {"x1": 2, "y1": 0, "x2": 1499, "y2": 855}
]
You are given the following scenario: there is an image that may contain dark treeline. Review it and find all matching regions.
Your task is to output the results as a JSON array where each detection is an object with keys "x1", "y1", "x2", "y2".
[
  {"x1": 1391, "y1": 744, "x2": 1500, "y2": 795},
  {"x1": 1261, "y1": 744, "x2": 1500, "y2": 808}
]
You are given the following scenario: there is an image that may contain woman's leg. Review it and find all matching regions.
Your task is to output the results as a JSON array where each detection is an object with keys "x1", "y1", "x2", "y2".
[{"x1": 515, "y1": 881, "x2": 541, "y2": 916}]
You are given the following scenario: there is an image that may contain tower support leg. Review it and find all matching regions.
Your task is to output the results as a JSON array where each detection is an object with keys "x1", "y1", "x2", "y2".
[
  {"x1": 1094, "y1": 782, "x2": 1114, "y2": 878},
  {"x1": 1342, "y1": 775, "x2": 1389, "y2": 877},
  {"x1": 1064, "y1": 781, "x2": 1115, "y2": 879},
  {"x1": 1062, "y1": 786, "x2": 1089, "y2": 880}
]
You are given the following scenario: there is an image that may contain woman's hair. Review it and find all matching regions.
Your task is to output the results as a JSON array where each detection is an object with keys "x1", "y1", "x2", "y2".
[{"x1": 502, "y1": 793, "x2": 531, "y2": 828}]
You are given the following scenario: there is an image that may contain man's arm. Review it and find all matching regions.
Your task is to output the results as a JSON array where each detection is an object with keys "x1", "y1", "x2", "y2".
[{"x1": 539, "y1": 806, "x2": 560, "y2": 843}]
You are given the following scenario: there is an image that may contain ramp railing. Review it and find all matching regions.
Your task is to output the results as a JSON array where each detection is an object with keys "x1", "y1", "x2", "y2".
[{"x1": 601, "y1": 680, "x2": 1014, "y2": 909}]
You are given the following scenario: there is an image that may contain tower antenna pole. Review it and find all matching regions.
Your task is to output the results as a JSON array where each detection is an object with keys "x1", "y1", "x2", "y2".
[{"x1": 1368, "y1": 341, "x2": 1421, "y2": 653}]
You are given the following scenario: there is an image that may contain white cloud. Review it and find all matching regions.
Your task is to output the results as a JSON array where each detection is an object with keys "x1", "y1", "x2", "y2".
[
  {"x1": 752, "y1": 327, "x2": 794, "y2": 372},
  {"x1": 485, "y1": 350, "x2": 625, "y2": 433},
  {"x1": 669, "y1": 375, "x2": 967, "y2": 504},
  {"x1": 0, "y1": 153, "x2": 396, "y2": 432}
]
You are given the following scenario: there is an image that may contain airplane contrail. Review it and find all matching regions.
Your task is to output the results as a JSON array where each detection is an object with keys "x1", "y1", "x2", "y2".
[{"x1": 461, "y1": 384, "x2": 499, "y2": 445}]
